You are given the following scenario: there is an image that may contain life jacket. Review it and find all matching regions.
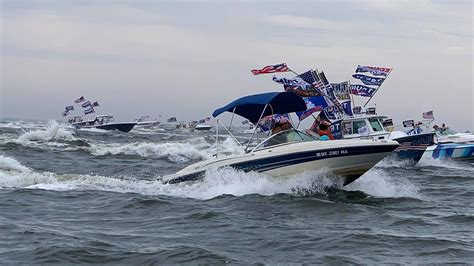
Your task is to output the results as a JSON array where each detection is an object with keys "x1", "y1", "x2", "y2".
[{"x1": 318, "y1": 129, "x2": 335, "y2": 140}]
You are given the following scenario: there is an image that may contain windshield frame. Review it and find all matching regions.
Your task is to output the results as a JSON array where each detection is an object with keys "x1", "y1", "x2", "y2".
[{"x1": 252, "y1": 129, "x2": 318, "y2": 151}]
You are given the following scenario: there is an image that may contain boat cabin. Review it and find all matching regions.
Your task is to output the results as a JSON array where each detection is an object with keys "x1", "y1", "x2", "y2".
[
  {"x1": 341, "y1": 115, "x2": 390, "y2": 140},
  {"x1": 93, "y1": 115, "x2": 115, "y2": 125}
]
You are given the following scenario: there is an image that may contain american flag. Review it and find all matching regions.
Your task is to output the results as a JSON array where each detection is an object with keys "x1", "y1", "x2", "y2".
[
  {"x1": 297, "y1": 70, "x2": 324, "y2": 89},
  {"x1": 251, "y1": 63, "x2": 290, "y2": 75},
  {"x1": 74, "y1": 96, "x2": 85, "y2": 103},
  {"x1": 422, "y1": 111, "x2": 434, "y2": 119}
]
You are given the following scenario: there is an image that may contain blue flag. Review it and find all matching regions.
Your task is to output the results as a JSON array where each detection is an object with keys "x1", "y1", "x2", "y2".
[
  {"x1": 350, "y1": 84, "x2": 377, "y2": 97},
  {"x1": 84, "y1": 107, "x2": 95, "y2": 115},
  {"x1": 296, "y1": 96, "x2": 328, "y2": 121},
  {"x1": 81, "y1": 101, "x2": 92, "y2": 108},
  {"x1": 352, "y1": 74, "x2": 385, "y2": 86},
  {"x1": 65, "y1": 105, "x2": 74, "y2": 111}
]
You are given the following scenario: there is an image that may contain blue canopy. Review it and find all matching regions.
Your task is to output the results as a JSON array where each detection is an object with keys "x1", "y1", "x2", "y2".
[{"x1": 212, "y1": 91, "x2": 307, "y2": 124}]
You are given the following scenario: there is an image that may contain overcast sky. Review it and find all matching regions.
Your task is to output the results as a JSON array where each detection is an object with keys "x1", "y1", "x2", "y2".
[{"x1": 1, "y1": 0, "x2": 473, "y2": 131}]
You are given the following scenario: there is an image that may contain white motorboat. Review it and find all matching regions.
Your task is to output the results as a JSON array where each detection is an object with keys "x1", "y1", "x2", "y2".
[
  {"x1": 194, "y1": 124, "x2": 212, "y2": 131},
  {"x1": 423, "y1": 128, "x2": 474, "y2": 160},
  {"x1": 339, "y1": 113, "x2": 434, "y2": 163},
  {"x1": 164, "y1": 91, "x2": 399, "y2": 186},
  {"x1": 134, "y1": 115, "x2": 160, "y2": 128},
  {"x1": 70, "y1": 115, "x2": 136, "y2": 133}
]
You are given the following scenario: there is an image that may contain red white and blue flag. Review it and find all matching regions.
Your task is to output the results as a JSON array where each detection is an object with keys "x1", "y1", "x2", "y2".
[
  {"x1": 422, "y1": 111, "x2": 434, "y2": 119},
  {"x1": 74, "y1": 96, "x2": 85, "y2": 103},
  {"x1": 251, "y1": 63, "x2": 290, "y2": 75},
  {"x1": 356, "y1": 65, "x2": 392, "y2": 77}
]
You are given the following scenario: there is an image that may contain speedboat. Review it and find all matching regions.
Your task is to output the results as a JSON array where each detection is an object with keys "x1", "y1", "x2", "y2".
[
  {"x1": 164, "y1": 91, "x2": 399, "y2": 186},
  {"x1": 340, "y1": 113, "x2": 434, "y2": 163},
  {"x1": 71, "y1": 115, "x2": 136, "y2": 133},
  {"x1": 194, "y1": 124, "x2": 212, "y2": 131},
  {"x1": 423, "y1": 128, "x2": 474, "y2": 160},
  {"x1": 134, "y1": 115, "x2": 160, "y2": 128}
]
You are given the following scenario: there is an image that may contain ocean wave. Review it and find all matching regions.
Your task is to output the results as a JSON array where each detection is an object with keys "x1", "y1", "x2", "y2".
[
  {"x1": 18, "y1": 120, "x2": 77, "y2": 142},
  {"x1": 1, "y1": 164, "x2": 340, "y2": 200},
  {"x1": 0, "y1": 155, "x2": 31, "y2": 172},
  {"x1": 417, "y1": 157, "x2": 474, "y2": 171},
  {"x1": 88, "y1": 137, "x2": 243, "y2": 162},
  {"x1": 345, "y1": 168, "x2": 421, "y2": 199}
]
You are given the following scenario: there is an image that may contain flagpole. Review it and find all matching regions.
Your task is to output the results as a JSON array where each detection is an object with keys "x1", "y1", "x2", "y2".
[
  {"x1": 349, "y1": 80, "x2": 356, "y2": 111},
  {"x1": 363, "y1": 68, "x2": 393, "y2": 107}
]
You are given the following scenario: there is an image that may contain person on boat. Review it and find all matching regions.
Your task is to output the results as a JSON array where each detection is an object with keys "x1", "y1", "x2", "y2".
[
  {"x1": 271, "y1": 117, "x2": 292, "y2": 135},
  {"x1": 413, "y1": 122, "x2": 423, "y2": 134},
  {"x1": 318, "y1": 121, "x2": 335, "y2": 141}
]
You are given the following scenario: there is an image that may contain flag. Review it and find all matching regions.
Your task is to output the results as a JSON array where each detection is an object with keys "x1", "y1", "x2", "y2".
[
  {"x1": 366, "y1": 107, "x2": 376, "y2": 114},
  {"x1": 323, "y1": 105, "x2": 344, "y2": 122},
  {"x1": 74, "y1": 96, "x2": 85, "y2": 103},
  {"x1": 382, "y1": 119, "x2": 393, "y2": 127},
  {"x1": 352, "y1": 74, "x2": 385, "y2": 86},
  {"x1": 403, "y1": 120, "x2": 414, "y2": 128},
  {"x1": 199, "y1": 119, "x2": 206, "y2": 123},
  {"x1": 331, "y1": 82, "x2": 351, "y2": 102},
  {"x1": 251, "y1": 63, "x2": 290, "y2": 75},
  {"x1": 84, "y1": 107, "x2": 95, "y2": 115},
  {"x1": 317, "y1": 71, "x2": 338, "y2": 103},
  {"x1": 257, "y1": 114, "x2": 289, "y2": 132},
  {"x1": 92, "y1": 101, "x2": 100, "y2": 107},
  {"x1": 296, "y1": 96, "x2": 328, "y2": 121},
  {"x1": 356, "y1": 65, "x2": 392, "y2": 77},
  {"x1": 167, "y1": 117, "x2": 177, "y2": 123},
  {"x1": 422, "y1": 111, "x2": 434, "y2": 119},
  {"x1": 81, "y1": 101, "x2": 91, "y2": 108},
  {"x1": 341, "y1": 101, "x2": 353, "y2": 116},
  {"x1": 65, "y1": 105, "x2": 74, "y2": 111},
  {"x1": 272, "y1": 76, "x2": 309, "y2": 89},
  {"x1": 62, "y1": 111, "x2": 69, "y2": 117},
  {"x1": 350, "y1": 84, "x2": 377, "y2": 97}
]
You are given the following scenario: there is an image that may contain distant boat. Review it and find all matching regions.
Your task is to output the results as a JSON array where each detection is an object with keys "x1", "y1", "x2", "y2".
[
  {"x1": 69, "y1": 115, "x2": 136, "y2": 133},
  {"x1": 194, "y1": 124, "x2": 212, "y2": 131},
  {"x1": 134, "y1": 115, "x2": 160, "y2": 128}
]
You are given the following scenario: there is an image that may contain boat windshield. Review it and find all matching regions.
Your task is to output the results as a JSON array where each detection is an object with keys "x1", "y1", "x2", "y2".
[
  {"x1": 253, "y1": 129, "x2": 317, "y2": 150},
  {"x1": 368, "y1": 118, "x2": 384, "y2": 132},
  {"x1": 436, "y1": 128, "x2": 458, "y2": 136}
]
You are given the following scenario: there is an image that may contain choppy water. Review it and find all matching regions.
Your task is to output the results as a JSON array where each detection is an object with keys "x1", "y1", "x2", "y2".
[{"x1": 0, "y1": 119, "x2": 472, "y2": 264}]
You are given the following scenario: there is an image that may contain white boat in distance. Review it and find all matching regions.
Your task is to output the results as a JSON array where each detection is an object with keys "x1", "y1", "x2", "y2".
[
  {"x1": 164, "y1": 91, "x2": 399, "y2": 186},
  {"x1": 134, "y1": 115, "x2": 160, "y2": 128},
  {"x1": 194, "y1": 124, "x2": 212, "y2": 131}
]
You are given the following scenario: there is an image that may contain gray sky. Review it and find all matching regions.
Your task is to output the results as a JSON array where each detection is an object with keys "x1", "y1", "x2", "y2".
[{"x1": 1, "y1": 0, "x2": 473, "y2": 131}]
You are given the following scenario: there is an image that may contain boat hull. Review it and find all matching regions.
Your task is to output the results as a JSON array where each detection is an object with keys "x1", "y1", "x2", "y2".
[
  {"x1": 165, "y1": 140, "x2": 398, "y2": 186},
  {"x1": 424, "y1": 143, "x2": 474, "y2": 160},
  {"x1": 94, "y1": 123, "x2": 137, "y2": 132},
  {"x1": 391, "y1": 132, "x2": 435, "y2": 163}
]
